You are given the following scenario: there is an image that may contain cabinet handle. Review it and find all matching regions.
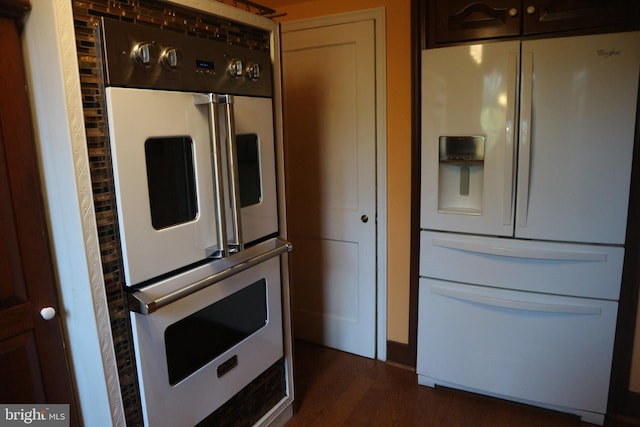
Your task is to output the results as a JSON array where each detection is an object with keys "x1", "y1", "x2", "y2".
[
  {"x1": 526, "y1": 5, "x2": 536, "y2": 14},
  {"x1": 508, "y1": 7, "x2": 518, "y2": 17}
]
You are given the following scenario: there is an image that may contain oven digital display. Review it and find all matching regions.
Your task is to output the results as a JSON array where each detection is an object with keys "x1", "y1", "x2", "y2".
[{"x1": 196, "y1": 59, "x2": 215, "y2": 71}]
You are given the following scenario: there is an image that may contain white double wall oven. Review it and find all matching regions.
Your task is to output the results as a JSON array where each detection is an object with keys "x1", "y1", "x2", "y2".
[{"x1": 101, "y1": 18, "x2": 290, "y2": 426}]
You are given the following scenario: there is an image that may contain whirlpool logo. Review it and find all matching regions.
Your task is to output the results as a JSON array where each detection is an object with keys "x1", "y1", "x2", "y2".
[
  {"x1": 0, "y1": 405, "x2": 68, "y2": 426},
  {"x1": 597, "y1": 48, "x2": 622, "y2": 58}
]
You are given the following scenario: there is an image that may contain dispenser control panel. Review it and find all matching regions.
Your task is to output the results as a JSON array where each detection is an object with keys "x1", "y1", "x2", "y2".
[{"x1": 439, "y1": 136, "x2": 485, "y2": 164}]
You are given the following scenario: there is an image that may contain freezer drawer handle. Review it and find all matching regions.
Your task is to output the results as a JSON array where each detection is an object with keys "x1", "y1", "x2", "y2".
[
  {"x1": 432, "y1": 286, "x2": 602, "y2": 315},
  {"x1": 128, "y1": 238, "x2": 293, "y2": 315},
  {"x1": 432, "y1": 238, "x2": 607, "y2": 262}
]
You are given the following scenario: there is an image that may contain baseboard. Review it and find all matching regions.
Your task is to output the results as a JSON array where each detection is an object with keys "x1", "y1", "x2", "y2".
[
  {"x1": 386, "y1": 340, "x2": 414, "y2": 367},
  {"x1": 619, "y1": 390, "x2": 640, "y2": 418},
  {"x1": 607, "y1": 390, "x2": 640, "y2": 427}
]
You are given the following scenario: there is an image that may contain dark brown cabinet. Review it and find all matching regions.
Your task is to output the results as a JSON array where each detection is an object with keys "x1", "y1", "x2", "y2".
[
  {"x1": 427, "y1": 0, "x2": 638, "y2": 46},
  {"x1": 430, "y1": 0, "x2": 520, "y2": 44},
  {"x1": 523, "y1": 0, "x2": 631, "y2": 35}
]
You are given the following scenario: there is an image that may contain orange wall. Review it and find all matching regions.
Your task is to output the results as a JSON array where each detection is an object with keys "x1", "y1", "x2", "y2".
[{"x1": 268, "y1": 0, "x2": 412, "y2": 344}]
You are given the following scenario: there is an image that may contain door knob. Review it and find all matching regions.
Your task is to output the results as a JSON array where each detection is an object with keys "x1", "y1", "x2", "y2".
[
  {"x1": 40, "y1": 307, "x2": 56, "y2": 321},
  {"x1": 361, "y1": 214, "x2": 369, "y2": 223}
]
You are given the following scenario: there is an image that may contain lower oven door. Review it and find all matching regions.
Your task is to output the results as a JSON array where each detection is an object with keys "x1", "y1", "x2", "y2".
[{"x1": 130, "y1": 255, "x2": 283, "y2": 427}]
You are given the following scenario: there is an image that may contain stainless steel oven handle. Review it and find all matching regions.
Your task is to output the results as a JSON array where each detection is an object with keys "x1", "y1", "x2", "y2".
[
  {"x1": 195, "y1": 93, "x2": 229, "y2": 259},
  {"x1": 129, "y1": 238, "x2": 293, "y2": 315},
  {"x1": 219, "y1": 94, "x2": 244, "y2": 252}
]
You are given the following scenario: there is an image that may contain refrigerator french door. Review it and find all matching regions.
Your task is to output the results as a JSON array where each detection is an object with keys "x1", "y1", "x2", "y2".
[
  {"x1": 418, "y1": 31, "x2": 640, "y2": 425},
  {"x1": 421, "y1": 31, "x2": 640, "y2": 244}
]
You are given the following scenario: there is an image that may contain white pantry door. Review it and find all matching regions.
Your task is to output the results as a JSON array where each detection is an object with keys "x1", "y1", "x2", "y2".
[{"x1": 282, "y1": 19, "x2": 377, "y2": 358}]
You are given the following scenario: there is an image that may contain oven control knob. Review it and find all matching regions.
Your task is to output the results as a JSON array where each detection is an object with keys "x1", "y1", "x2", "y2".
[
  {"x1": 228, "y1": 59, "x2": 244, "y2": 78},
  {"x1": 246, "y1": 62, "x2": 261, "y2": 81},
  {"x1": 132, "y1": 42, "x2": 153, "y2": 66},
  {"x1": 161, "y1": 47, "x2": 179, "y2": 69}
]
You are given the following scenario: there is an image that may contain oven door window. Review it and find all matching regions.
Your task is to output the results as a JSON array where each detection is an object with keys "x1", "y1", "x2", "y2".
[
  {"x1": 164, "y1": 279, "x2": 268, "y2": 385},
  {"x1": 237, "y1": 133, "x2": 262, "y2": 207},
  {"x1": 145, "y1": 137, "x2": 198, "y2": 229}
]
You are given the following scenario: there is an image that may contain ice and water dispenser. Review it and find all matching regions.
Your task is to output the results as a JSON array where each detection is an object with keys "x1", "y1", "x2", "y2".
[{"x1": 438, "y1": 136, "x2": 485, "y2": 214}]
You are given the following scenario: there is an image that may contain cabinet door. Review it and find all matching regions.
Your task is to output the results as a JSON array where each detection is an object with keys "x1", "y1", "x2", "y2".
[
  {"x1": 522, "y1": 0, "x2": 631, "y2": 35},
  {"x1": 429, "y1": 0, "x2": 521, "y2": 45},
  {"x1": 0, "y1": 13, "x2": 78, "y2": 425}
]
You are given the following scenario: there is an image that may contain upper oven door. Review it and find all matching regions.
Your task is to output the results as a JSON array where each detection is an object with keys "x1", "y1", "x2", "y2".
[
  {"x1": 106, "y1": 87, "x2": 218, "y2": 286},
  {"x1": 221, "y1": 95, "x2": 278, "y2": 246}
]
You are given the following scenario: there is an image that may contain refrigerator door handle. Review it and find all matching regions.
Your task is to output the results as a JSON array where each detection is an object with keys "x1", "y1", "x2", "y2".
[
  {"x1": 432, "y1": 237, "x2": 608, "y2": 262},
  {"x1": 431, "y1": 285, "x2": 602, "y2": 315},
  {"x1": 517, "y1": 51, "x2": 534, "y2": 228},
  {"x1": 503, "y1": 52, "x2": 518, "y2": 226},
  {"x1": 195, "y1": 93, "x2": 229, "y2": 259}
]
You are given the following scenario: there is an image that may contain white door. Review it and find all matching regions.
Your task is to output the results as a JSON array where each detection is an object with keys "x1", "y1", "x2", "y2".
[{"x1": 282, "y1": 19, "x2": 377, "y2": 358}]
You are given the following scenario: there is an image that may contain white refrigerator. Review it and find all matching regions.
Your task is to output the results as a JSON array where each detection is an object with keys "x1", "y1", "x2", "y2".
[{"x1": 418, "y1": 31, "x2": 640, "y2": 425}]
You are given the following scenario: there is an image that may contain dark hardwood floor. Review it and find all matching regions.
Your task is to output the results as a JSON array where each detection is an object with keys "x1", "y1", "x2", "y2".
[{"x1": 285, "y1": 340, "x2": 640, "y2": 427}]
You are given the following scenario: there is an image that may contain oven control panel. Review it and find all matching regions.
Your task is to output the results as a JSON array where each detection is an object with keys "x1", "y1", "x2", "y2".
[{"x1": 101, "y1": 18, "x2": 272, "y2": 97}]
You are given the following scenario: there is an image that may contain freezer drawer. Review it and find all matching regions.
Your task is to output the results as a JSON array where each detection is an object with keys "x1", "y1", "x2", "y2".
[
  {"x1": 420, "y1": 231, "x2": 624, "y2": 300},
  {"x1": 417, "y1": 278, "x2": 618, "y2": 419}
]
